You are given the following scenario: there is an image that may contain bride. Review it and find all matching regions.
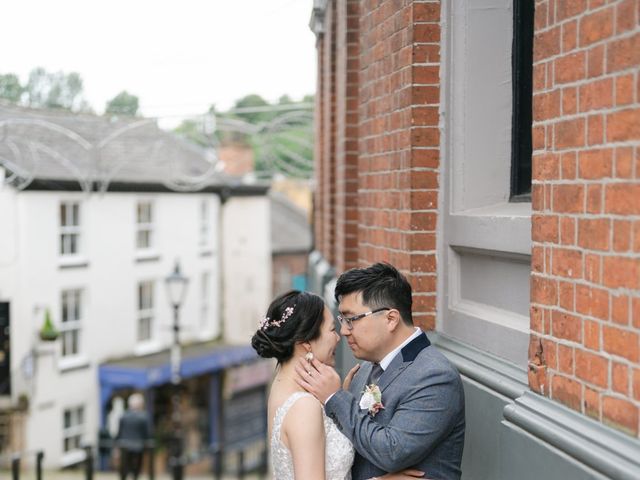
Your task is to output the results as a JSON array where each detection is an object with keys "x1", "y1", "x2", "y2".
[{"x1": 252, "y1": 290, "x2": 424, "y2": 480}]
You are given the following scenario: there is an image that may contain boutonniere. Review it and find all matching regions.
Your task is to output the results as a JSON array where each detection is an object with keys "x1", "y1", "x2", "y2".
[{"x1": 359, "y1": 384, "x2": 384, "y2": 417}]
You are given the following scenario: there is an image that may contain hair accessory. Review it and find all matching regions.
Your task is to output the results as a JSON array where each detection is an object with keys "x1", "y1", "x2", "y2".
[
  {"x1": 305, "y1": 351, "x2": 314, "y2": 363},
  {"x1": 259, "y1": 305, "x2": 296, "y2": 331}
]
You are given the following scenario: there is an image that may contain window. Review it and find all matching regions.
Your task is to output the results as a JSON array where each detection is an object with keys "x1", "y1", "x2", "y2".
[
  {"x1": 510, "y1": 0, "x2": 534, "y2": 200},
  {"x1": 60, "y1": 202, "x2": 80, "y2": 256},
  {"x1": 136, "y1": 202, "x2": 153, "y2": 249},
  {"x1": 201, "y1": 272, "x2": 210, "y2": 328},
  {"x1": 63, "y1": 406, "x2": 84, "y2": 453},
  {"x1": 137, "y1": 281, "x2": 154, "y2": 342},
  {"x1": 60, "y1": 289, "x2": 82, "y2": 358},
  {"x1": 200, "y1": 199, "x2": 210, "y2": 246}
]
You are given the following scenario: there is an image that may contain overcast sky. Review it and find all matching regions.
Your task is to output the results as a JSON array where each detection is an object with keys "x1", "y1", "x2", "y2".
[{"x1": 2, "y1": 0, "x2": 316, "y2": 120}]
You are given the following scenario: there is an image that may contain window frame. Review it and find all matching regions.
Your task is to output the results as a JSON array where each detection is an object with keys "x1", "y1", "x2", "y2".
[
  {"x1": 62, "y1": 405, "x2": 85, "y2": 453},
  {"x1": 510, "y1": 0, "x2": 535, "y2": 201},
  {"x1": 60, "y1": 202, "x2": 81, "y2": 256},
  {"x1": 136, "y1": 201, "x2": 154, "y2": 250},
  {"x1": 200, "y1": 198, "x2": 210, "y2": 247},
  {"x1": 60, "y1": 289, "x2": 82, "y2": 358},
  {"x1": 137, "y1": 280, "x2": 154, "y2": 342}
]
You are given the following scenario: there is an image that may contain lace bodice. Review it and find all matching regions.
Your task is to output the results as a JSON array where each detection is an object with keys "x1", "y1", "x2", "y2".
[{"x1": 271, "y1": 392, "x2": 354, "y2": 480}]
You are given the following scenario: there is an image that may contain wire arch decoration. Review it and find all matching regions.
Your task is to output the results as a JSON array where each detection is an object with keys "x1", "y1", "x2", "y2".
[{"x1": 0, "y1": 103, "x2": 314, "y2": 193}]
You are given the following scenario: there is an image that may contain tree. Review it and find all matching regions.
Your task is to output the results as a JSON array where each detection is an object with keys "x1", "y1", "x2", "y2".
[
  {"x1": 0, "y1": 73, "x2": 23, "y2": 103},
  {"x1": 231, "y1": 94, "x2": 273, "y2": 124},
  {"x1": 105, "y1": 90, "x2": 140, "y2": 116},
  {"x1": 25, "y1": 67, "x2": 90, "y2": 112}
]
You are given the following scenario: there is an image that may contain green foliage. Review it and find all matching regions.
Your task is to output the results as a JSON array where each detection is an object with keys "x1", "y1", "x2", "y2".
[
  {"x1": 0, "y1": 73, "x2": 23, "y2": 103},
  {"x1": 105, "y1": 90, "x2": 140, "y2": 116},
  {"x1": 25, "y1": 67, "x2": 91, "y2": 112},
  {"x1": 39, "y1": 309, "x2": 59, "y2": 342}
]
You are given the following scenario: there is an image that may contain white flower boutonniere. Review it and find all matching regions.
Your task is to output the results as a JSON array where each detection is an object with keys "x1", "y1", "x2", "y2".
[{"x1": 359, "y1": 384, "x2": 384, "y2": 417}]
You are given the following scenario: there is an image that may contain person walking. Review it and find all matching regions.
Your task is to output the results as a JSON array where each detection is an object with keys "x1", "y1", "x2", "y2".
[{"x1": 116, "y1": 393, "x2": 151, "y2": 480}]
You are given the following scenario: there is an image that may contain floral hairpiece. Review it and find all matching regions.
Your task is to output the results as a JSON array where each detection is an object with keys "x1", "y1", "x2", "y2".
[{"x1": 259, "y1": 305, "x2": 295, "y2": 331}]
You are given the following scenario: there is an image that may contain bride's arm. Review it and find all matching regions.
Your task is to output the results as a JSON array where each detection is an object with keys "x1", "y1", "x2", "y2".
[{"x1": 284, "y1": 395, "x2": 326, "y2": 480}]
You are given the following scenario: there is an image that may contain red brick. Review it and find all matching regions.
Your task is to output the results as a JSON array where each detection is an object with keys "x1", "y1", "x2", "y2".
[
  {"x1": 590, "y1": 288, "x2": 610, "y2": 320},
  {"x1": 531, "y1": 305, "x2": 544, "y2": 333},
  {"x1": 606, "y1": 108, "x2": 640, "y2": 142},
  {"x1": 615, "y1": 0, "x2": 637, "y2": 34},
  {"x1": 558, "y1": 344, "x2": 575, "y2": 374},
  {"x1": 533, "y1": 214, "x2": 559, "y2": 242},
  {"x1": 579, "y1": 78, "x2": 613, "y2": 112},
  {"x1": 413, "y1": 23, "x2": 440, "y2": 43},
  {"x1": 578, "y1": 148, "x2": 613, "y2": 179},
  {"x1": 575, "y1": 349, "x2": 609, "y2": 388},
  {"x1": 584, "y1": 386, "x2": 601, "y2": 420},
  {"x1": 559, "y1": 281, "x2": 575, "y2": 310},
  {"x1": 533, "y1": 153, "x2": 560, "y2": 180},
  {"x1": 634, "y1": 222, "x2": 640, "y2": 253},
  {"x1": 412, "y1": 106, "x2": 439, "y2": 126},
  {"x1": 603, "y1": 256, "x2": 640, "y2": 290},
  {"x1": 586, "y1": 184, "x2": 602, "y2": 214},
  {"x1": 587, "y1": 44, "x2": 605, "y2": 78},
  {"x1": 605, "y1": 184, "x2": 640, "y2": 214},
  {"x1": 578, "y1": 218, "x2": 609, "y2": 251},
  {"x1": 534, "y1": 90, "x2": 561, "y2": 121},
  {"x1": 612, "y1": 362, "x2": 629, "y2": 395},
  {"x1": 552, "y1": 374, "x2": 582, "y2": 410},
  {"x1": 613, "y1": 220, "x2": 632, "y2": 252},
  {"x1": 552, "y1": 310, "x2": 582, "y2": 342},
  {"x1": 633, "y1": 368, "x2": 640, "y2": 401},
  {"x1": 413, "y1": 2, "x2": 440, "y2": 22},
  {"x1": 634, "y1": 297, "x2": 640, "y2": 329},
  {"x1": 553, "y1": 184, "x2": 584, "y2": 213},
  {"x1": 603, "y1": 326, "x2": 639, "y2": 362},
  {"x1": 532, "y1": 275, "x2": 558, "y2": 306},
  {"x1": 552, "y1": 248, "x2": 583, "y2": 279},
  {"x1": 562, "y1": 86, "x2": 578, "y2": 115},
  {"x1": 535, "y1": 26, "x2": 561, "y2": 62},
  {"x1": 560, "y1": 216, "x2": 576, "y2": 245},
  {"x1": 615, "y1": 147, "x2": 634, "y2": 178},
  {"x1": 529, "y1": 363, "x2": 549, "y2": 396},
  {"x1": 607, "y1": 33, "x2": 640, "y2": 74},
  {"x1": 579, "y1": 7, "x2": 614, "y2": 47},
  {"x1": 615, "y1": 74, "x2": 635, "y2": 106},
  {"x1": 584, "y1": 319, "x2": 601, "y2": 350},
  {"x1": 559, "y1": 152, "x2": 576, "y2": 180},
  {"x1": 555, "y1": 118, "x2": 585, "y2": 149},
  {"x1": 602, "y1": 396, "x2": 639, "y2": 435},
  {"x1": 611, "y1": 294, "x2": 630, "y2": 325},
  {"x1": 532, "y1": 246, "x2": 544, "y2": 273},
  {"x1": 562, "y1": 20, "x2": 578, "y2": 53},
  {"x1": 557, "y1": 0, "x2": 587, "y2": 21},
  {"x1": 411, "y1": 148, "x2": 439, "y2": 168},
  {"x1": 555, "y1": 52, "x2": 586, "y2": 84},
  {"x1": 584, "y1": 254, "x2": 601, "y2": 283},
  {"x1": 587, "y1": 114, "x2": 605, "y2": 145}
]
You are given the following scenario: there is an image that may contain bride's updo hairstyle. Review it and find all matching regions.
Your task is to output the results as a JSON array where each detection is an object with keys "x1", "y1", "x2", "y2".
[{"x1": 251, "y1": 290, "x2": 325, "y2": 364}]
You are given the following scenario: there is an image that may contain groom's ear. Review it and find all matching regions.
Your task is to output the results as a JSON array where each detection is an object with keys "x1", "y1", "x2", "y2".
[{"x1": 386, "y1": 309, "x2": 401, "y2": 331}]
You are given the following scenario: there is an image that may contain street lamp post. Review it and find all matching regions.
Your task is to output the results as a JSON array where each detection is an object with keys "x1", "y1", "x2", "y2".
[{"x1": 165, "y1": 261, "x2": 189, "y2": 480}]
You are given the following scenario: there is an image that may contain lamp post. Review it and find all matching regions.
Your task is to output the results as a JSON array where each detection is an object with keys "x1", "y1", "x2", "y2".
[{"x1": 165, "y1": 261, "x2": 189, "y2": 480}]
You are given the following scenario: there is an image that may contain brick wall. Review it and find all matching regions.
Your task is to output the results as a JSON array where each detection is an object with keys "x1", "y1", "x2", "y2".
[
  {"x1": 529, "y1": 0, "x2": 640, "y2": 437},
  {"x1": 334, "y1": 0, "x2": 360, "y2": 273},
  {"x1": 315, "y1": 0, "x2": 441, "y2": 330}
]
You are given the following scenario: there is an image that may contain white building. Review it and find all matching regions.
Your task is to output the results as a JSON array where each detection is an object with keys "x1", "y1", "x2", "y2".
[{"x1": 0, "y1": 105, "x2": 272, "y2": 469}]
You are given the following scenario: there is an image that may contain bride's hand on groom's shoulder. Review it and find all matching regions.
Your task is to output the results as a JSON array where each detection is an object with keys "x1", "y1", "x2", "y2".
[
  {"x1": 342, "y1": 363, "x2": 360, "y2": 390},
  {"x1": 294, "y1": 356, "x2": 341, "y2": 404}
]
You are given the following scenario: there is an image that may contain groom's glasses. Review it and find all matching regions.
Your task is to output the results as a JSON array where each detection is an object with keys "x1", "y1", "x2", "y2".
[{"x1": 337, "y1": 307, "x2": 391, "y2": 330}]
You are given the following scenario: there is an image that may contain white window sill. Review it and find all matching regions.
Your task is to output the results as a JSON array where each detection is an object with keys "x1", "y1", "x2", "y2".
[
  {"x1": 135, "y1": 250, "x2": 161, "y2": 262},
  {"x1": 448, "y1": 202, "x2": 532, "y2": 255},
  {"x1": 61, "y1": 449, "x2": 86, "y2": 468},
  {"x1": 134, "y1": 340, "x2": 161, "y2": 356},
  {"x1": 58, "y1": 256, "x2": 89, "y2": 269},
  {"x1": 58, "y1": 356, "x2": 90, "y2": 372}
]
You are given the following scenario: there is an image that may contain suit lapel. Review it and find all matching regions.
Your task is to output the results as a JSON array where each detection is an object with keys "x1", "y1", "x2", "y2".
[
  {"x1": 350, "y1": 362, "x2": 373, "y2": 396},
  {"x1": 377, "y1": 332, "x2": 431, "y2": 393}
]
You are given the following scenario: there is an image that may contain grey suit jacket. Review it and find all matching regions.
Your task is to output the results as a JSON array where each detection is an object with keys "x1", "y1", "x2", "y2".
[{"x1": 325, "y1": 332, "x2": 465, "y2": 480}]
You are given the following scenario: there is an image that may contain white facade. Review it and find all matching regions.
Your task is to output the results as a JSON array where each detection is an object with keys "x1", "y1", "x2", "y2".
[{"x1": 0, "y1": 175, "x2": 271, "y2": 467}]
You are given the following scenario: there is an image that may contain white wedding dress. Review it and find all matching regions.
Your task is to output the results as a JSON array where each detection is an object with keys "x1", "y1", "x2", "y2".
[{"x1": 271, "y1": 392, "x2": 354, "y2": 480}]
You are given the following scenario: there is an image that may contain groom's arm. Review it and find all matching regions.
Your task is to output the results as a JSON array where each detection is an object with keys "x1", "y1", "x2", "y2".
[{"x1": 325, "y1": 365, "x2": 462, "y2": 473}]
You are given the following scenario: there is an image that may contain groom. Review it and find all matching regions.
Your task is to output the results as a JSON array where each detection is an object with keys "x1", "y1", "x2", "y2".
[{"x1": 298, "y1": 262, "x2": 465, "y2": 480}]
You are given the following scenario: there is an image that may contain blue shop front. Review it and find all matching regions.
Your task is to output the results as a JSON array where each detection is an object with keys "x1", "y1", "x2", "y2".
[{"x1": 98, "y1": 340, "x2": 272, "y2": 476}]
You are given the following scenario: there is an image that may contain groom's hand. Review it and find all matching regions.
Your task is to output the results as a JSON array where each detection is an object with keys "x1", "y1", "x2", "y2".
[{"x1": 295, "y1": 357, "x2": 342, "y2": 404}]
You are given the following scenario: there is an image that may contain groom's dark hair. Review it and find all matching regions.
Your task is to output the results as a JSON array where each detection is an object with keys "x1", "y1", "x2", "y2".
[{"x1": 335, "y1": 262, "x2": 413, "y2": 326}]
